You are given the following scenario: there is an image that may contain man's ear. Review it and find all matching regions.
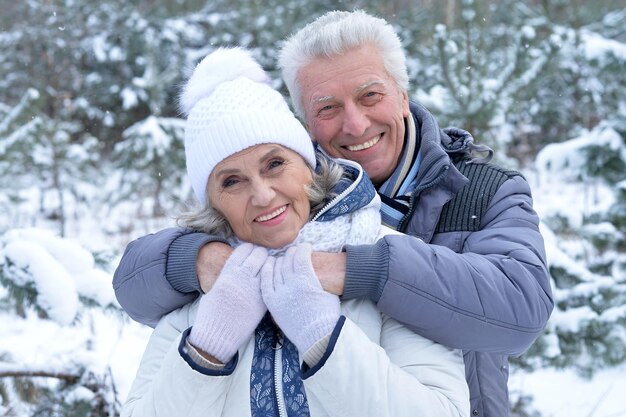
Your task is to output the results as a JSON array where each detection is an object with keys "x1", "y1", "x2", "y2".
[{"x1": 401, "y1": 90, "x2": 410, "y2": 118}]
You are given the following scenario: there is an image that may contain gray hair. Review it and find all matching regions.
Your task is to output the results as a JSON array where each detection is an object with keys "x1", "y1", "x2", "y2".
[
  {"x1": 177, "y1": 155, "x2": 345, "y2": 238},
  {"x1": 279, "y1": 9, "x2": 409, "y2": 119}
]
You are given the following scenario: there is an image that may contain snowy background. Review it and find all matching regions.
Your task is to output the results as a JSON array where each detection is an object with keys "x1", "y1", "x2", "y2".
[{"x1": 1, "y1": 1, "x2": 625, "y2": 416}]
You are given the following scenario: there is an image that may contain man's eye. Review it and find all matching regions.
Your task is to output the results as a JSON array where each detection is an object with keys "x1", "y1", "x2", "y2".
[
  {"x1": 317, "y1": 104, "x2": 335, "y2": 115},
  {"x1": 362, "y1": 91, "x2": 382, "y2": 103}
]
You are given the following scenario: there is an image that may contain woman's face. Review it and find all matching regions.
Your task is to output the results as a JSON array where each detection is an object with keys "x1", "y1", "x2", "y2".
[{"x1": 207, "y1": 144, "x2": 313, "y2": 249}]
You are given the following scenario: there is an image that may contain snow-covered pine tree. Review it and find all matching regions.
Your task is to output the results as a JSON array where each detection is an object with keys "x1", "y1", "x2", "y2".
[
  {"x1": 95, "y1": 7, "x2": 206, "y2": 220},
  {"x1": 110, "y1": 116, "x2": 187, "y2": 218},
  {"x1": 0, "y1": 89, "x2": 41, "y2": 229},
  {"x1": 507, "y1": 5, "x2": 626, "y2": 162},
  {"x1": 412, "y1": 0, "x2": 558, "y2": 158},
  {"x1": 0, "y1": 228, "x2": 149, "y2": 416},
  {"x1": 0, "y1": 89, "x2": 100, "y2": 237},
  {"x1": 512, "y1": 123, "x2": 626, "y2": 378}
]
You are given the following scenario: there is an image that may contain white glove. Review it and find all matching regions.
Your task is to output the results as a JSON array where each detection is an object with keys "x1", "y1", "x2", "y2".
[
  {"x1": 261, "y1": 244, "x2": 340, "y2": 355},
  {"x1": 188, "y1": 243, "x2": 268, "y2": 363}
]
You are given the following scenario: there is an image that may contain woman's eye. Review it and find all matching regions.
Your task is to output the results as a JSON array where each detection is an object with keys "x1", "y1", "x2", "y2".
[
  {"x1": 222, "y1": 177, "x2": 239, "y2": 188},
  {"x1": 268, "y1": 159, "x2": 284, "y2": 170}
]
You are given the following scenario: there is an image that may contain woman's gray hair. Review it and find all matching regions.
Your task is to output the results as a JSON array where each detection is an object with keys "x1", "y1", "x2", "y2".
[
  {"x1": 177, "y1": 155, "x2": 345, "y2": 238},
  {"x1": 279, "y1": 9, "x2": 409, "y2": 119}
]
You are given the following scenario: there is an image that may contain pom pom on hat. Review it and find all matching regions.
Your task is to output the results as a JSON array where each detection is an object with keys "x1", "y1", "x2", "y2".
[
  {"x1": 181, "y1": 47, "x2": 316, "y2": 203},
  {"x1": 179, "y1": 48, "x2": 269, "y2": 117}
]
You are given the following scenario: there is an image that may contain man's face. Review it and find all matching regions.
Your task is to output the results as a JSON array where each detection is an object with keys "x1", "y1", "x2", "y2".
[{"x1": 298, "y1": 44, "x2": 410, "y2": 185}]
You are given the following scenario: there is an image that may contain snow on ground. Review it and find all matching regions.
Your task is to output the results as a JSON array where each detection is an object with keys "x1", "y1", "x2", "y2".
[
  {"x1": 0, "y1": 227, "x2": 153, "y2": 406},
  {"x1": 0, "y1": 309, "x2": 151, "y2": 401},
  {"x1": 510, "y1": 365, "x2": 626, "y2": 417}
]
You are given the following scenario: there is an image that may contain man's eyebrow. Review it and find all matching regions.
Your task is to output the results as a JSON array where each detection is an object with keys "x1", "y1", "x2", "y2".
[
  {"x1": 313, "y1": 95, "x2": 334, "y2": 104},
  {"x1": 355, "y1": 80, "x2": 386, "y2": 93},
  {"x1": 311, "y1": 80, "x2": 387, "y2": 106}
]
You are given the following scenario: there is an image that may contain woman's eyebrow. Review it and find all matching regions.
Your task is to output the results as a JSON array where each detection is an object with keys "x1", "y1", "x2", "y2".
[
  {"x1": 213, "y1": 167, "x2": 240, "y2": 178},
  {"x1": 214, "y1": 147, "x2": 284, "y2": 178},
  {"x1": 258, "y1": 146, "x2": 284, "y2": 162}
]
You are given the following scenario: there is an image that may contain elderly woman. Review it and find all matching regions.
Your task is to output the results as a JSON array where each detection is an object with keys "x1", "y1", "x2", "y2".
[{"x1": 121, "y1": 48, "x2": 469, "y2": 417}]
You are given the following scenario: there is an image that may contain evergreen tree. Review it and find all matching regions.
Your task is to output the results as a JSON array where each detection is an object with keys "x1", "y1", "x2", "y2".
[
  {"x1": 110, "y1": 116, "x2": 187, "y2": 217},
  {"x1": 512, "y1": 123, "x2": 626, "y2": 378},
  {"x1": 507, "y1": 5, "x2": 626, "y2": 161},
  {"x1": 0, "y1": 228, "x2": 140, "y2": 416},
  {"x1": 413, "y1": 0, "x2": 558, "y2": 157},
  {"x1": 0, "y1": 88, "x2": 41, "y2": 218}
]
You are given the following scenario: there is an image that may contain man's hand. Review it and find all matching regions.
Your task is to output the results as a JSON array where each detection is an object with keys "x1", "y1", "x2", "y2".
[
  {"x1": 311, "y1": 251, "x2": 347, "y2": 295},
  {"x1": 197, "y1": 242, "x2": 233, "y2": 293},
  {"x1": 197, "y1": 242, "x2": 346, "y2": 295}
]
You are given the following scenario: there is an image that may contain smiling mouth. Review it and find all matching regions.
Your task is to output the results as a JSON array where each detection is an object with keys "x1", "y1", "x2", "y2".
[
  {"x1": 345, "y1": 134, "x2": 381, "y2": 152},
  {"x1": 254, "y1": 205, "x2": 287, "y2": 222}
]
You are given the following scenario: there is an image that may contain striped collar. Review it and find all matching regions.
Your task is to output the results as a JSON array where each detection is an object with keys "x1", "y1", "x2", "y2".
[{"x1": 378, "y1": 113, "x2": 422, "y2": 229}]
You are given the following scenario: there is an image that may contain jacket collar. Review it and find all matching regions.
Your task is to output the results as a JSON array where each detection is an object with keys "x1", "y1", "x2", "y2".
[
  {"x1": 312, "y1": 157, "x2": 379, "y2": 223},
  {"x1": 398, "y1": 102, "x2": 470, "y2": 238}
]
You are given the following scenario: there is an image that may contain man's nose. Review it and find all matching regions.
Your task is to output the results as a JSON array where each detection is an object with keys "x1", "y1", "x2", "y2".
[
  {"x1": 342, "y1": 102, "x2": 370, "y2": 137},
  {"x1": 250, "y1": 179, "x2": 276, "y2": 206}
]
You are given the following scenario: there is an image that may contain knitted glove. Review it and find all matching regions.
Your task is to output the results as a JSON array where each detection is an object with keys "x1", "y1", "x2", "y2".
[
  {"x1": 188, "y1": 243, "x2": 268, "y2": 363},
  {"x1": 261, "y1": 243, "x2": 340, "y2": 355}
]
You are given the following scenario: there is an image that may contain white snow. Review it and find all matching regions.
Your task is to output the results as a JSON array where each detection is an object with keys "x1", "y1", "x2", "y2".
[
  {"x1": 510, "y1": 365, "x2": 626, "y2": 417},
  {"x1": 0, "y1": 228, "x2": 151, "y2": 409},
  {"x1": 121, "y1": 87, "x2": 139, "y2": 110},
  {"x1": 582, "y1": 30, "x2": 626, "y2": 62},
  {"x1": 2, "y1": 239, "x2": 80, "y2": 325}
]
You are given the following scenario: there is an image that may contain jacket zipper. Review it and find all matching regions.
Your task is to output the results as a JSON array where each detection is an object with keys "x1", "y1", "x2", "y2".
[
  {"x1": 311, "y1": 159, "x2": 363, "y2": 222},
  {"x1": 273, "y1": 330, "x2": 287, "y2": 417}
]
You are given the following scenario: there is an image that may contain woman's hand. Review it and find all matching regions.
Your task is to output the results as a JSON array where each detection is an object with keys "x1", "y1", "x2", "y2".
[
  {"x1": 188, "y1": 243, "x2": 268, "y2": 363},
  {"x1": 261, "y1": 244, "x2": 340, "y2": 355}
]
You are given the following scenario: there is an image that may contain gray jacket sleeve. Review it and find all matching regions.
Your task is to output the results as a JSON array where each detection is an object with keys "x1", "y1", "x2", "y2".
[
  {"x1": 344, "y1": 175, "x2": 553, "y2": 356},
  {"x1": 112, "y1": 227, "x2": 228, "y2": 327}
]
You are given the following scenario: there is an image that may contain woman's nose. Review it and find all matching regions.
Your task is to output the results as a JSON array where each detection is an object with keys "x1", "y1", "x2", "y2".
[
  {"x1": 250, "y1": 179, "x2": 276, "y2": 206},
  {"x1": 342, "y1": 102, "x2": 370, "y2": 137}
]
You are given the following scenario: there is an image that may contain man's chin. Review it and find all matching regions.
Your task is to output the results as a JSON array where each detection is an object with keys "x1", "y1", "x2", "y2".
[{"x1": 359, "y1": 161, "x2": 390, "y2": 185}]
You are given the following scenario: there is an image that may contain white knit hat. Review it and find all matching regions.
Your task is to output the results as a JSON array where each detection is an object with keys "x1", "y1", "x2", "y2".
[{"x1": 180, "y1": 47, "x2": 316, "y2": 203}]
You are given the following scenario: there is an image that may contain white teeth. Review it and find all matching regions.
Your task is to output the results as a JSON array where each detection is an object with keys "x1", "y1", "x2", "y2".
[
  {"x1": 255, "y1": 206, "x2": 286, "y2": 222},
  {"x1": 346, "y1": 135, "x2": 380, "y2": 151}
]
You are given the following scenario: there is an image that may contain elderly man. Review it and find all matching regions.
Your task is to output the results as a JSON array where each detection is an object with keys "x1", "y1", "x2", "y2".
[{"x1": 114, "y1": 10, "x2": 553, "y2": 417}]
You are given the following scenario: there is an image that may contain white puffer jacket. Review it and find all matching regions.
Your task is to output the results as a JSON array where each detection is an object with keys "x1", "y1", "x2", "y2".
[
  {"x1": 122, "y1": 159, "x2": 469, "y2": 417},
  {"x1": 123, "y1": 297, "x2": 469, "y2": 417}
]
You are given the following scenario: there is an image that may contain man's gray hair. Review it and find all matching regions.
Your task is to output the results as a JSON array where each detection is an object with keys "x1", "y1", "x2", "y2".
[
  {"x1": 279, "y1": 9, "x2": 409, "y2": 119},
  {"x1": 178, "y1": 155, "x2": 345, "y2": 238}
]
